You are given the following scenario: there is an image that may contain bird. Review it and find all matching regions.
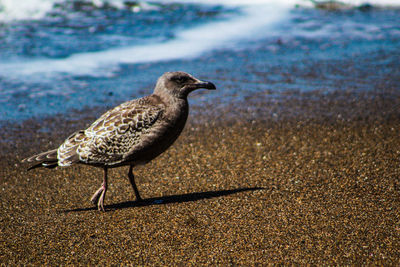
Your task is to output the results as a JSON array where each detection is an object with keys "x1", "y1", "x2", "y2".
[{"x1": 23, "y1": 71, "x2": 216, "y2": 211}]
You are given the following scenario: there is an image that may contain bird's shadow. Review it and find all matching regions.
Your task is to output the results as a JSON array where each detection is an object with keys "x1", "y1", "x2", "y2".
[{"x1": 62, "y1": 187, "x2": 264, "y2": 213}]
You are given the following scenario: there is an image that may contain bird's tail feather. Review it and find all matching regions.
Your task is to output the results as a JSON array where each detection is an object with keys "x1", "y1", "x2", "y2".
[{"x1": 23, "y1": 149, "x2": 59, "y2": 170}]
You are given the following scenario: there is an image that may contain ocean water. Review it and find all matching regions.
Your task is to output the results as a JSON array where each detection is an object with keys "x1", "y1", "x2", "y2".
[{"x1": 0, "y1": 0, "x2": 399, "y2": 123}]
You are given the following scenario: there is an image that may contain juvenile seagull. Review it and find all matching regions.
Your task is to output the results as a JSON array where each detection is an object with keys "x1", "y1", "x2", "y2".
[{"x1": 23, "y1": 71, "x2": 216, "y2": 211}]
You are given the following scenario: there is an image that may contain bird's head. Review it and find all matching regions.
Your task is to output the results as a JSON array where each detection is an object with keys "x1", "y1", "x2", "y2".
[{"x1": 154, "y1": 71, "x2": 216, "y2": 99}]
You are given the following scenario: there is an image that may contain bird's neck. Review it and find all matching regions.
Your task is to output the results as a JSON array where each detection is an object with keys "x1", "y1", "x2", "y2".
[
  {"x1": 155, "y1": 92, "x2": 189, "y2": 120},
  {"x1": 167, "y1": 96, "x2": 189, "y2": 120}
]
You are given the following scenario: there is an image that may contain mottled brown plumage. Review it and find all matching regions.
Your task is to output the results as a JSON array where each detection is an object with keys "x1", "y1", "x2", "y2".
[{"x1": 23, "y1": 71, "x2": 216, "y2": 211}]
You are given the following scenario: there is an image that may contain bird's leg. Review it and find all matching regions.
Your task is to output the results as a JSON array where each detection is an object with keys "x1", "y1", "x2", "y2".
[
  {"x1": 128, "y1": 165, "x2": 142, "y2": 202},
  {"x1": 90, "y1": 186, "x2": 103, "y2": 205},
  {"x1": 90, "y1": 167, "x2": 108, "y2": 211}
]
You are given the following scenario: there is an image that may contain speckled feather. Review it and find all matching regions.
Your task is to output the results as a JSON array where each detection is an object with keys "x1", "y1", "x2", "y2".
[{"x1": 57, "y1": 96, "x2": 165, "y2": 167}]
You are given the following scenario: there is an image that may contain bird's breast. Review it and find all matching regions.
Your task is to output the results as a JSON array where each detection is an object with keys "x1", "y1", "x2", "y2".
[{"x1": 124, "y1": 99, "x2": 189, "y2": 166}]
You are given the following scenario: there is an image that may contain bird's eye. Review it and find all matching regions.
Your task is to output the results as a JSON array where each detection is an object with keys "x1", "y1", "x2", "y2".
[{"x1": 173, "y1": 76, "x2": 188, "y2": 83}]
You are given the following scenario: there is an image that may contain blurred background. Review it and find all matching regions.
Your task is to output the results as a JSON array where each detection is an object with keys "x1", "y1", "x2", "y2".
[{"x1": 0, "y1": 0, "x2": 399, "y2": 123}]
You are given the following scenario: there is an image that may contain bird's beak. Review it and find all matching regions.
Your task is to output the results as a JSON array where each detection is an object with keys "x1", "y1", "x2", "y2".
[{"x1": 192, "y1": 80, "x2": 216, "y2": 90}]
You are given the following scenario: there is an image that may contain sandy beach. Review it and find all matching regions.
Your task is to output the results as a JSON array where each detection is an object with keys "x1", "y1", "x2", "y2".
[
  {"x1": 1, "y1": 0, "x2": 400, "y2": 264},
  {"x1": 1, "y1": 86, "x2": 399, "y2": 265}
]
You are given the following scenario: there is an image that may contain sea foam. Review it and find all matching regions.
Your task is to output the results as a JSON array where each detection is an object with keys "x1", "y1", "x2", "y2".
[
  {"x1": 1, "y1": 0, "x2": 399, "y2": 22},
  {"x1": 0, "y1": 1, "x2": 290, "y2": 79},
  {"x1": 0, "y1": 0, "x2": 399, "y2": 79}
]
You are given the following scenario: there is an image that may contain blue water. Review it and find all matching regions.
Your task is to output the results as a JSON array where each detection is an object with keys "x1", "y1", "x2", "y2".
[{"x1": 0, "y1": 1, "x2": 399, "y2": 124}]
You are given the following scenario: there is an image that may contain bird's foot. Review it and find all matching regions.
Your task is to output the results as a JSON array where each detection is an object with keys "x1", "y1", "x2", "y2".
[
  {"x1": 97, "y1": 189, "x2": 106, "y2": 212},
  {"x1": 90, "y1": 186, "x2": 103, "y2": 205},
  {"x1": 90, "y1": 186, "x2": 106, "y2": 211}
]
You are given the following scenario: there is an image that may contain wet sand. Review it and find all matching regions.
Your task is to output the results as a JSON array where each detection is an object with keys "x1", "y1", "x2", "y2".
[{"x1": 1, "y1": 88, "x2": 400, "y2": 264}]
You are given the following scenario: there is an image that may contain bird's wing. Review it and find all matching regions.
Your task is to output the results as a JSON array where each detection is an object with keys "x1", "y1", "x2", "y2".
[
  {"x1": 57, "y1": 130, "x2": 87, "y2": 166},
  {"x1": 75, "y1": 98, "x2": 164, "y2": 165}
]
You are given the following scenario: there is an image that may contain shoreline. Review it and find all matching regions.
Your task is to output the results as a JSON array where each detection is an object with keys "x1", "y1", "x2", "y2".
[
  {"x1": 2, "y1": 87, "x2": 400, "y2": 264},
  {"x1": 2, "y1": 85, "x2": 399, "y2": 145}
]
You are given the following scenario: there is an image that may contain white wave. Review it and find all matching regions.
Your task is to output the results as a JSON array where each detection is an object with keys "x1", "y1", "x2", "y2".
[
  {"x1": 339, "y1": 0, "x2": 400, "y2": 6},
  {"x1": 1, "y1": 0, "x2": 399, "y2": 22},
  {"x1": 151, "y1": 0, "x2": 400, "y2": 7},
  {"x1": 0, "y1": 3, "x2": 289, "y2": 78},
  {"x1": 0, "y1": 0, "x2": 157, "y2": 22},
  {"x1": 0, "y1": 0, "x2": 399, "y2": 79},
  {"x1": 0, "y1": 0, "x2": 55, "y2": 21}
]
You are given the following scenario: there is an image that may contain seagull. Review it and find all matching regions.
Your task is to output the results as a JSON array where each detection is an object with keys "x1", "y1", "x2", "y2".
[{"x1": 23, "y1": 71, "x2": 216, "y2": 211}]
